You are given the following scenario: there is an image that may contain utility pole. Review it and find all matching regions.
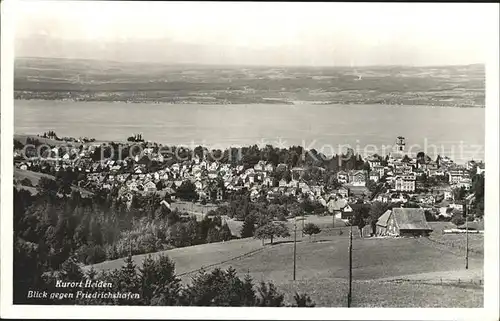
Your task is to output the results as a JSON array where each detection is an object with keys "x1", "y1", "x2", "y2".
[
  {"x1": 348, "y1": 223, "x2": 353, "y2": 307},
  {"x1": 293, "y1": 219, "x2": 297, "y2": 281},
  {"x1": 465, "y1": 203, "x2": 469, "y2": 270},
  {"x1": 302, "y1": 214, "x2": 305, "y2": 237}
]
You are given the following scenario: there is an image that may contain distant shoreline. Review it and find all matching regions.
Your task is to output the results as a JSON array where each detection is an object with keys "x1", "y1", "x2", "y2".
[{"x1": 13, "y1": 98, "x2": 485, "y2": 109}]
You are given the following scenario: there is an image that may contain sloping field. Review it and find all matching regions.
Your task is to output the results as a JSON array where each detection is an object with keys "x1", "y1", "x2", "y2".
[
  {"x1": 212, "y1": 235, "x2": 483, "y2": 284},
  {"x1": 14, "y1": 134, "x2": 70, "y2": 146},
  {"x1": 88, "y1": 228, "x2": 483, "y2": 307},
  {"x1": 89, "y1": 237, "x2": 266, "y2": 276},
  {"x1": 14, "y1": 168, "x2": 94, "y2": 197},
  {"x1": 278, "y1": 277, "x2": 482, "y2": 307},
  {"x1": 14, "y1": 168, "x2": 56, "y2": 184},
  {"x1": 428, "y1": 221, "x2": 484, "y2": 254}
]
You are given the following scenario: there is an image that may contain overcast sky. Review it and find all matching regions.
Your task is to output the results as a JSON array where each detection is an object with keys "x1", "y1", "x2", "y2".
[{"x1": 13, "y1": 1, "x2": 496, "y2": 66}]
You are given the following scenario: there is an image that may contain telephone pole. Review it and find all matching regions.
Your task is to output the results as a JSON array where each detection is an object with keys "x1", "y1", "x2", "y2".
[
  {"x1": 348, "y1": 223, "x2": 353, "y2": 307},
  {"x1": 465, "y1": 203, "x2": 469, "y2": 270},
  {"x1": 293, "y1": 219, "x2": 297, "y2": 281},
  {"x1": 302, "y1": 214, "x2": 305, "y2": 237},
  {"x1": 464, "y1": 193, "x2": 476, "y2": 270}
]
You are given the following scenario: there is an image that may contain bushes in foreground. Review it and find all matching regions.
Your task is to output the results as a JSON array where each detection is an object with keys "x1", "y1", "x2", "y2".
[{"x1": 15, "y1": 252, "x2": 315, "y2": 307}]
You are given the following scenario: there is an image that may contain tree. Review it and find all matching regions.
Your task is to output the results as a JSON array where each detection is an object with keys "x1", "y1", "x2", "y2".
[
  {"x1": 453, "y1": 187, "x2": 467, "y2": 201},
  {"x1": 255, "y1": 281, "x2": 285, "y2": 307},
  {"x1": 219, "y1": 223, "x2": 232, "y2": 241},
  {"x1": 143, "y1": 254, "x2": 181, "y2": 306},
  {"x1": 292, "y1": 292, "x2": 316, "y2": 307},
  {"x1": 21, "y1": 178, "x2": 33, "y2": 187},
  {"x1": 114, "y1": 255, "x2": 140, "y2": 304},
  {"x1": 240, "y1": 215, "x2": 256, "y2": 238},
  {"x1": 176, "y1": 181, "x2": 198, "y2": 201},
  {"x1": 180, "y1": 267, "x2": 257, "y2": 306},
  {"x1": 303, "y1": 223, "x2": 321, "y2": 240},
  {"x1": 368, "y1": 202, "x2": 387, "y2": 235},
  {"x1": 156, "y1": 180, "x2": 164, "y2": 191},
  {"x1": 366, "y1": 179, "x2": 378, "y2": 194},
  {"x1": 351, "y1": 204, "x2": 370, "y2": 237},
  {"x1": 451, "y1": 213, "x2": 466, "y2": 226},
  {"x1": 416, "y1": 151, "x2": 426, "y2": 164},
  {"x1": 254, "y1": 222, "x2": 290, "y2": 245},
  {"x1": 206, "y1": 227, "x2": 220, "y2": 243},
  {"x1": 139, "y1": 255, "x2": 158, "y2": 305},
  {"x1": 471, "y1": 173, "x2": 485, "y2": 217},
  {"x1": 14, "y1": 139, "x2": 25, "y2": 150},
  {"x1": 37, "y1": 177, "x2": 58, "y2": 195}
]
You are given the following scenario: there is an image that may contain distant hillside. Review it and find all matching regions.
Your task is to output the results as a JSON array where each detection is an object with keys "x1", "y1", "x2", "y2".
[
  {"x1": 14, "y1": 57, "x2": 485, "y2": 107},
  {"x1": 14, "y1": 168, "x2": 94, "y2": 197}
]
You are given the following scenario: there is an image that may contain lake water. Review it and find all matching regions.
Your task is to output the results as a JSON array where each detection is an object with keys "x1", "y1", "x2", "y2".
[{"x1": 14, "y1": 100, "x2": 485, "y2": 163}]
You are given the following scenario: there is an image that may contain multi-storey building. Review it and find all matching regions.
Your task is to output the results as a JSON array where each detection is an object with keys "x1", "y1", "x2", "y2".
[{"x1": 394, "y1": 172, "x2": 416, "y2": 192}]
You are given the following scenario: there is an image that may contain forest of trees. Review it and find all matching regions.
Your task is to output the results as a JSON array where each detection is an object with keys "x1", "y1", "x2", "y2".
[{"x1": 14, "y1": 177, "x2": 234, "y2": 269}]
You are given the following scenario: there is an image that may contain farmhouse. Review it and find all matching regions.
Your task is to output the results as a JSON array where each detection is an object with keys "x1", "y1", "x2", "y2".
[
  {"x1": 376, "y1": 208, "x2": 433, "y2": 237},
  {"x1": 327, "y1": 198, "x2": 352, "y2": 219}
]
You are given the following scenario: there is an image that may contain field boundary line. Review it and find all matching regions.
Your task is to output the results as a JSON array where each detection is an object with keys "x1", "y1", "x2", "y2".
[
  {"x1": 426, "y1": 235, "x2": 483, "y2": 255},
  {"x1": 177, "y1": 245, "x2": 268, "y2": 277},
  {"x1": 378, "y1": 278, "x2": 484, "y2": 289},
  {"x1": 415, "y1": 237, "x2": 474, "y2": 258}
]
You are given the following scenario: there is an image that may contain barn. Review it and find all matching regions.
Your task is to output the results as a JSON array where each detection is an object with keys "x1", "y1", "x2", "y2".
[{"x1": 376, "y1": 208, "x2": 433, "y2": 237}]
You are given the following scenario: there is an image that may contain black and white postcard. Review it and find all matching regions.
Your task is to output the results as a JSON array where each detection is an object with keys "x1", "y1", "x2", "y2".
[{"x1": 1, "y1": 1, "x2": 499, "y2": 320}]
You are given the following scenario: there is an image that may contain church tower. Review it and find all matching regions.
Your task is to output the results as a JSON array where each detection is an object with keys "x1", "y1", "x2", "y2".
[{"x1": 396, "y1": 136, "x2": 406, "y2": 152}]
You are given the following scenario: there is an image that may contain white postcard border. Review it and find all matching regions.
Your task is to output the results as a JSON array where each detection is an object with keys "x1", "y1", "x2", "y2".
[{"x1": 1, "y1": 1, "x2": 499, "y2": 320}]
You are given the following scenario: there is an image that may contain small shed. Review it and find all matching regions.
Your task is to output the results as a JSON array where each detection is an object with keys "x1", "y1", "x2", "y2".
[{"x1": 376, "y1": 208, "x2": 433, "y2": 237}]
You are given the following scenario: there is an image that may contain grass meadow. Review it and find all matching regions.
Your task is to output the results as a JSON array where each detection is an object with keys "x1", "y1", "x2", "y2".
[{"x1": 89, "y1": 219, "x2": 483, "y2": 307}]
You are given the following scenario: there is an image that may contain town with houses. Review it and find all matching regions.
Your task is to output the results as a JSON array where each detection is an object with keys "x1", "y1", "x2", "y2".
[{"x1": 14, "y1": 134, "x2": 485, "y2": 225}]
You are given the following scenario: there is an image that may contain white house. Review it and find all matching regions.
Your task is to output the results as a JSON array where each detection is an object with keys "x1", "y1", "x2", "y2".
[
  {"x1": 369, "y1": 172, "x2": 380, "y2": 183},
  {"x1": 144, "y1": 181, "x2": 157, "y2": 192}
]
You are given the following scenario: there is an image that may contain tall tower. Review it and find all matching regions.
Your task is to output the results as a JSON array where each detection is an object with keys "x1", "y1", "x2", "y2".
[{"x1": 396, "y1": 136, "x2": 406, "y2": 152}]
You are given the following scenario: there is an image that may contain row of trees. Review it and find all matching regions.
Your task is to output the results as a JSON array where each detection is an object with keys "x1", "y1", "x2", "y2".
[{"x1": 15, "y1": 250, "x2": 316, "y2": 307}]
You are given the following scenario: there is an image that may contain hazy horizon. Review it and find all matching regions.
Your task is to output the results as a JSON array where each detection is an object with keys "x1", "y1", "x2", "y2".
[
  {"x1": 14, "y1": 55, "x2": 486, "y2": 69},
  {"x1": 13, "y1": 1, "x2": 496, "y2": 67}
]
